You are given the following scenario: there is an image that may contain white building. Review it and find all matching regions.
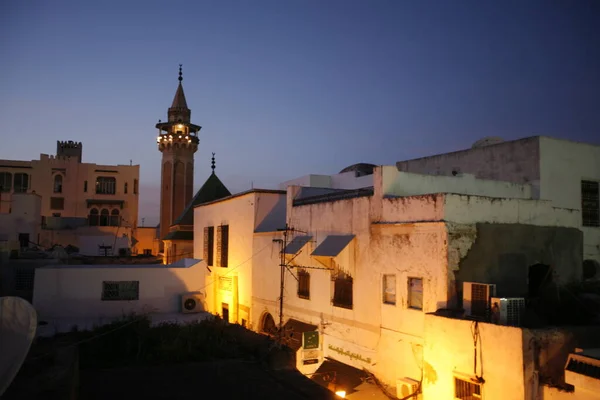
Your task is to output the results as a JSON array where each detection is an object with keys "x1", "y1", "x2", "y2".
[
  {"x1": 396, "y1": 136, "x2": 600, "y2": 267},
  {"x1": 192, "y1": 189, "x2": 287, "y2": 327},
  {"x1": 32, "y1": 258, "x2": 206, "y2": 335},
  {"x1": 193, "y1": 165, "x2": 584, "y2": 394}
]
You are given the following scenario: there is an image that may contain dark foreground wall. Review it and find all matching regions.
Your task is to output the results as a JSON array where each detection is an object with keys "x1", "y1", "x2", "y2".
[{"x1": 456, "y1": 223, "x2": 583, "y2": 297}]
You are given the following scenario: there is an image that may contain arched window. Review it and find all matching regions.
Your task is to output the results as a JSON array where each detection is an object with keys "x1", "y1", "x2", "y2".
[
  {"x1": 100, "y1": 209, "x2": 109, "y2": 226},
  {"x1": 110, "y1": 209, "x2": 120, "y2": 226},
  {"x1": 124, "y1": 182, "x2": 128, "y2": 194},
  {"x1": 0, "y1": 172, "x2": 11, "y2": 192},
  {"x1": 89, "y1": 208, "x2": 99, "y2": 226},
  {"x1": 53, "y1": 175, "x2": 63, "y2": 193}
]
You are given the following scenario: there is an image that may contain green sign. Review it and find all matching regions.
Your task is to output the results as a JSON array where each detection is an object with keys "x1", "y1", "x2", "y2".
[{"x1": 303, "y1": 331, "x2": 319, "y2": 350}]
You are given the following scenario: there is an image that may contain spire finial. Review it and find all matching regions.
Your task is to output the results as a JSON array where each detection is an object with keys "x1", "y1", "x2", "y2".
[
  {"x1": 211, "y1": 152, "x2": 216, "y2": 173},
  {"x1": 178, "y1": 64, "x2": 183, "y2": 83}
]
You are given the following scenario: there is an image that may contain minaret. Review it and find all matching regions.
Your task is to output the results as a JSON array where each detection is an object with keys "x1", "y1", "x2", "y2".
[{"x1": 156, "y1": 65, "x2": 201, "y2": 244}]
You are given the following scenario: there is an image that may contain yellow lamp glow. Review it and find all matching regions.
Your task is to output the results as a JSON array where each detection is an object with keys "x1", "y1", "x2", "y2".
[
  {"x1": 177, "y1": 124, "x2": 183, "y2": 129},
  {"x1": 335, "y1": 391, "x2": 346, "y2": 398}
]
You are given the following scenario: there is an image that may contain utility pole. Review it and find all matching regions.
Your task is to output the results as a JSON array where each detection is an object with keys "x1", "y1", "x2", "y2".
[
  {"x1": 277, "y1": 224, "x2": 288, "y2": 341},
  {"x1": 274, "y1": 224, "x2": 330, "y2": 345}
]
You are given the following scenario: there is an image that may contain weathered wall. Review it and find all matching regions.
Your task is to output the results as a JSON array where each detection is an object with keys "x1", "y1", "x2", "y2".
[
  {"x1": 422, "y1": 314, "x2": 528, "y2": 400},
  {"x1": 444, "y1": 194, "x2": 581, "y2": 227},
  {"x1": 539, "y1": 137, "x2": 600, "y2": 263},
  {"x1": 455, "y1": 223, "x2": 583, "y2": 297},
  {"x1": 395, "y1": 136, "x2": 541, "y2": 185},
  {"x1": 380, "y1": 165, "x2": 532, "y2": 199}
]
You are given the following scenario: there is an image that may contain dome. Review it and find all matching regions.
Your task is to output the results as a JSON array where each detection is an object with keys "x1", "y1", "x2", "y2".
[
  {"x1": 471, "y1": 137, "x2": 505, "y2": 148},
  {"x1": 339, "y1": 163, "x2": 376, "y2": 177}
]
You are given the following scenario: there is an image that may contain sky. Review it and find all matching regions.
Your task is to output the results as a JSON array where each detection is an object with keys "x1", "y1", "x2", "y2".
[{"x1": 1, "y1": 0, "x2": 599, "y2": 225}]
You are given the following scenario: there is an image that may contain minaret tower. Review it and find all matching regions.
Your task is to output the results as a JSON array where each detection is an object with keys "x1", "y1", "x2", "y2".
[{"x1": 156, "y1": 65, "x2": 201, "y2": 244}]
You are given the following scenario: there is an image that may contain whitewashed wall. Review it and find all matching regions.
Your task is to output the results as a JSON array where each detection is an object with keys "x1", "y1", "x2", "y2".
[
  {"x1": 539, "y1": 137, "x2": 600, "y2": 262},
  {"x1": 193, "y1": 191, "x2": 286, "y2": 323},
  {"x1": 33, "y1": 261, "x2": 204, "y2": 321}
]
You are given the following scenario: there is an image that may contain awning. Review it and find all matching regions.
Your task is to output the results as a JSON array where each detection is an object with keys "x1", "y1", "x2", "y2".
[
  {"x1": 311, "y1": 357, "x2": 369, "y2": 396},
  {"x1": 86, "y1": 199, "x2": 124, "y2": 209},
  {"x1": 282, "y1": 318, "x2": 318, "y2": 351},
  {"x1": 311, "y1": 235, "x2": 354, "y2": 257},
  {"x1": 283, "y1": 235, "x2": 312, "y2": 255}
]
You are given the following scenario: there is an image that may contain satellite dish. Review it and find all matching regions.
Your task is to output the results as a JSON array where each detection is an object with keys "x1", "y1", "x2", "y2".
[{"x1": 0, "y1": 297, "x2": 37, "y2": 397}]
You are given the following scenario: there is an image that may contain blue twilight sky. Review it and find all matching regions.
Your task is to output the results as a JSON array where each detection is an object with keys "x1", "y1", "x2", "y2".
[{"x1": 1, "y1": 0, "x2": 599, "y2": 224}]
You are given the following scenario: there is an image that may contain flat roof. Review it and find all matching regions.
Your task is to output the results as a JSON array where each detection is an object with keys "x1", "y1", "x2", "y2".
[
  {"x1": 41, "y1": 258, "x2": 201, "y2": 269},
  {"x1": 194, "y1": 188, "x2": 286, "y2": 208}
]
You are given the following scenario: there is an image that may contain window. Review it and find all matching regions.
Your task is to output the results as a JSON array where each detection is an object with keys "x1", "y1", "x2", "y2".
[
  {"x1": 582, "y1": 180, "x2": 599, "y2": 227},
  {"x1": 332, "y1": 272, "x2": 353, "y2": 309},
  {"x1": 50, "y1": 197, "x2": 64, "y2": 210},
  {"x1": 96, "y1": 176, "x2": 116, "y2": 194},
  {"x1": 13, "y1": 173, "x2": 29, "y2": 193},
  {"x1": 408, "y1": 277, "x2": 423, "y2": 310},
  {"x1": 133, "y1": 179, "x2": 138, "y2": 195},
  {"x1": 298, "y1": 270, "x2": 310, "y2": 299},
  {"x1": 53, "y1": 174, "x2": 63, "y2": 193},
  {"x1": 101, "y1": 281, "x2": 139, "y2": 301},
  {"x1": 110, "y1": 209, "x2": 120, "y2": 226},
  {"x1": 124, "y1": 182, "x2": 128, "y2": 194},
  {"x1": 455, "y1": 377, "x2": 482, "y2": 399},
  {"x1": 382, "y1": 274, "x2": 396, "y2": 305},
  {"x1": 88, "y1": 208, "x2": 99, "y2": 226},
  {"x1": 99, "y1": 209, "x2": 109, "y2": 226},
  {"x1": 84, "y1": 180, "x2": 88, "y2": 192},
  {"x1": 216, "y1": 225, "x2": 229, "y2": 268},
  {"x1": 203, "y1": 226, "x2": 214, "y2": 266},
  {"x1": 143, "y1": 249, "x2": 152, "y2": 256},
  {"x1": 0, "y1": 172, "x2": 11, "y2": 192}
]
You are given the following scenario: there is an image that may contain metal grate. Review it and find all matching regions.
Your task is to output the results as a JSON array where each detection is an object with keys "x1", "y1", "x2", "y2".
[
  {"x1": 455, "y1": 377, "x2": 482, "y2": 399},
  {"x1": 582, "y1": 180, "x2": 599, "y2": 227},
  {"x1": 15, "y1": 269, "x2": 35, "y2": 291},
  {"x1": 505, "y1": 298, "x2": 526, "y2": 326},
  {"x1": 471, "y1": 284, "x2": 489, "y2": 318},
  {"x1": 332, "y1": 275, "x2": 353, "y2": 309},
  {"x1": 101, "y1": 281, "x2": 139, "y2": 301}
]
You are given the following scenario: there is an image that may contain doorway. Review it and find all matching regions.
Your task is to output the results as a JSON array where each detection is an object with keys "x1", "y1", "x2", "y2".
[
  {"x1": 528, "y1": 263, "x2": 552, "y2": 297},
  {"x1": 222, "y1": 303, "x2": 229, "y2": 322},
  {"x1": 18, "y1": 233, "x2": 29, "y2": 249}
]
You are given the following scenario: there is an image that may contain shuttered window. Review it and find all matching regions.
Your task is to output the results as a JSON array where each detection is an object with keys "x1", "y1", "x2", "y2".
[
  {"x1": 203, "y1": 226, "x2": 214, "y2": 266},
  {"x1": 216, "y1": 225, "x2": 229, "y2": 268},
  {"x1": 298, "y1": 270, "x2": 310, "y2": 299}
]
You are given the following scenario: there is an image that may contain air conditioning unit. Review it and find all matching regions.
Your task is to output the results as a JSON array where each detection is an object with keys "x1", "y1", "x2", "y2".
[
  {"x1": 463, "y1": 282, "x2": 496, "y2": 320},
  {"x1": 491, "y1": 297, "x2": 525, "y2": 326},
  {"x1": 181, "y1": 292, "x2": 204, "y2": 314},
  {"x1": 397, "y1": 377, "x2": 419, "y2": 399}
]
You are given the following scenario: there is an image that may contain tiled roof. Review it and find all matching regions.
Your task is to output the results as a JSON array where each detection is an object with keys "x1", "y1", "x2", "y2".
[
  {"x1": 170, "y1": 83, "x2": 188, "y2": 110},
  {"x1": 172, "y1": 173, "x2": 231, "y2": 227},
  {"x1": 163, "y1": 230, "x2": 194, "y2": 241}
]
